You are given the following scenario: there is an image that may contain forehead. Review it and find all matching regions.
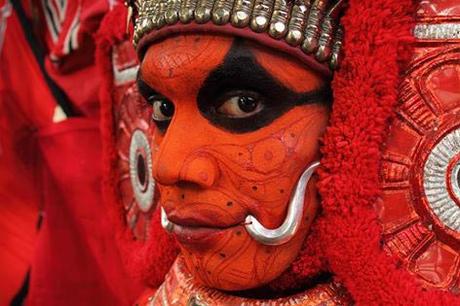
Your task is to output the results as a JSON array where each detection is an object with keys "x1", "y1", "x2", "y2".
[
  {"x1": 140, "y1": 34, "x2": 324, "y2": 96},
  {"x1": 141, "y1": 35, "x2": 233, "y2": 80}
]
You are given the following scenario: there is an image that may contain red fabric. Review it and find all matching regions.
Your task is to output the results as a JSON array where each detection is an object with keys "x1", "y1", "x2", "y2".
[
  {"x1": 96, "y1": 4, "x2": 179, "y2": 289},
  {"x1": 27, "y1": 119, "x2": 139, "y2": 306},
  {"x1": 0, "y1": 100, "x2": 38, "y2": 304},
  {"x1": 1, "y1": 1, "x2": 142, "y2": 304},
  {"x1": 317, "y1": 0, "x2": 460, "y2": 304},
  {"x1": 43, "y1": 0, "x2": 110, "y2": 117},
  {"x1": 0, "y1": 6, "x2": 55, "y2": 127},
  {"x1": 0, "y1": 5, "x2": 53, "y2": 303}
]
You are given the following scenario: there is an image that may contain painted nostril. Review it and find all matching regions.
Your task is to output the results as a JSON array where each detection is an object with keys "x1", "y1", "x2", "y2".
[{"x1": 181, "y1": 155, "x2": 220, "y2": 187}]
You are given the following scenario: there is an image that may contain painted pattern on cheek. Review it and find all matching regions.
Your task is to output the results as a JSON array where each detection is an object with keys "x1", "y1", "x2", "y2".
[
  {"x1": 181, "y1": 179, "x2": 319, "y2": 290},
  {"x1": 158, "y1": 106, "x2": 328, "y2": 290}
]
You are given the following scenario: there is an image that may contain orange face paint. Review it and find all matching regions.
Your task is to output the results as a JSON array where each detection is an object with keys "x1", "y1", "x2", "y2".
[{"x1": 140, "y1": 34, "x2": 330, "y2": 290}]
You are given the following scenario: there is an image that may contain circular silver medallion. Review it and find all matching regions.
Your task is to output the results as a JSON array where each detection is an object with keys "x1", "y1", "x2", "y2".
[
  {"x1": 424, "y1": 128, "x2": 460, "y2": 232},
  {"x1": 129, "y1": 129, "x2": 155, "y2": 212}
]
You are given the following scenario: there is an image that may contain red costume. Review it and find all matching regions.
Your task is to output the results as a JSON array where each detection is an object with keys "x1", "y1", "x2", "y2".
[
  {"x1": 0, "y1": 0, "x2": 141, "y2": 304},
  {"x1": 2, "y1": 0, "x2": 460, "y2": 304}
]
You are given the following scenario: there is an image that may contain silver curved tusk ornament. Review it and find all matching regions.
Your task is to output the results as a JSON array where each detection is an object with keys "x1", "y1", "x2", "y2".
[
  {"x1": 161, "y1": 207, "x2": 174, "y2": 232},
  {"x1": 245, "y1": 161, "x2": 320, "y2": 246},
  {"x1": 160, "y1": 161, "x2": 320, "y2": 246}
]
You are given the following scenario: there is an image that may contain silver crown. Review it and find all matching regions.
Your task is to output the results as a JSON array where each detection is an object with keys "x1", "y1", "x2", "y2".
[{"x1": 129, "y1": 0, "x2": 345, "y2": 70}]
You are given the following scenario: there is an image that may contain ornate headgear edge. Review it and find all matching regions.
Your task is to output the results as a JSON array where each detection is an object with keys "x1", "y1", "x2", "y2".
[{"x1": 129, "y1": 0, "x2": 346, "y2": 71}]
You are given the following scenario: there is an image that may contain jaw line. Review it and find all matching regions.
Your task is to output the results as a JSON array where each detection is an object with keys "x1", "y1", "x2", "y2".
[{"x1": 160, "y1": 161, "x2": 320, "y2": 246}]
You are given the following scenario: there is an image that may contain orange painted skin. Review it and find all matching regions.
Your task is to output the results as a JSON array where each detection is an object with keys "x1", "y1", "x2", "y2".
[{"x1": 140, "y1": 34, "x2": 330, "y2": 291}]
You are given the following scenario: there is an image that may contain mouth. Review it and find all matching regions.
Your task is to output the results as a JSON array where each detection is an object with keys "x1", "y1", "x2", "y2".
[
  {"x1": 161, "y1": 160, "x2": 320, "y2": 247},
  {"x1": 161, "y1": 208, "x2": 244, "y2": 247}
]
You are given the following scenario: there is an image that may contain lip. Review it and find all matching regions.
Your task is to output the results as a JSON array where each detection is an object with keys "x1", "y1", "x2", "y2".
[
  {"x1": 167, "y1": 214, "x2": 232, "y2": 228},
  {"x1": 165, "y1": 205, "x2": 246, "y2": 228},
  {"x1": 171, "y1": 224, "x2": 238, "y2": 249},
  {"x1": 163, "y1": 209, "x2": 244, "y2": 249}
]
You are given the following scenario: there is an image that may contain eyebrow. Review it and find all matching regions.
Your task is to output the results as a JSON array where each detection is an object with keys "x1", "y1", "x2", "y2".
[
  {"x1": 196, "y1": 39, "x2": 332, "y2": 133},
  {"x1": 197, "y1": 38, "x2": 331, "y2": 108},
  {"x1": 198, "y1": 39, "x2": 294, "y2": 98}
]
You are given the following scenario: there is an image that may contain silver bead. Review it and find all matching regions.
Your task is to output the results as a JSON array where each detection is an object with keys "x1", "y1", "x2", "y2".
[
  {"x1": 286, "y1": 2, "x2": 310, "y2": 46},
  {"x1": 152, "y1": 0, "x2": 167, "y2": 29},
  {"x1": 195, "y1": 0, "x2": 214, "y2": 23},
  {"x1": 250, "y1": 0, "x2": 274, "y2": 32},
  {"x1": 165, "y1": 0, "x2": 181, "y2": 25},
  {"x1": 212, "y1": 0, "x2": 235, "y2": 25},
  {"x1": 140, "y1": 17, "x2": 148, "y2": 31},
  {"x1": 302, "y1": 0, "x2": 327, "y2": 53},
  {"x1": 329, "y1": 25, "x2": 343, "y2": 70},
  {"x1": 317, "y1": 0, "x2": 345, "y2": 62},
  {"x1": 179, "y1": 0, "x2": 198, "y2": 23},
  {"x1": 268, "y1": 0, "x2": 290, "y2": 39},
  {"x1": 231, "y1": 0, "x2": 255, "y2": 28},
  {"x1": 315, "y1": 15, "x2": 333, "y2": 61}
]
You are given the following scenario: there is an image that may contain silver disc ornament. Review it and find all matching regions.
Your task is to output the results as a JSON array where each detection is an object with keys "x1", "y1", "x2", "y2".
[
  {"x1": 380, "y1": 46, "x2": 460, "y2": 291},
  {"x1": 129, "y1": 129, "x2": 155, "y2": 213},
  {"x1": 115, "y1": 84, "x2": 156, "y2": 241}
]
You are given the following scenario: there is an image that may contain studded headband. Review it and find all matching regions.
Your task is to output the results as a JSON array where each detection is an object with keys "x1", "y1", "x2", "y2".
[{"x1": 128, "y1": 0, "x2": 346, "y2": 71}]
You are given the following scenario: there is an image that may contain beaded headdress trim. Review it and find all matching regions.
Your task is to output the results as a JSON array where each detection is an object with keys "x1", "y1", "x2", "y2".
[{"x1": 129, "y1": 0, "x2": 346, "y2": 70}]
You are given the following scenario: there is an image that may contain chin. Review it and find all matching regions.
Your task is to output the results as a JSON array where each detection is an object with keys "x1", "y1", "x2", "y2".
[{"x1": 176, "y1": 220, "x2": 311, "y2": 291}]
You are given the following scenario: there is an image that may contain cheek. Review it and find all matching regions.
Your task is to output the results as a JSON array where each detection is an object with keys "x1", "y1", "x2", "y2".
[
  {"x1": 288, "y1": 106, "x2": 329, "y2": 161},
  {"x1": 215, "y1": 104, "x2": 328, "y2": 164},
  {"x1": 235, "y1": 105, "x2": 328, "y2": 223},
  {"x1": 155, "y1": 104, "x2": 328, "y2": 290}
]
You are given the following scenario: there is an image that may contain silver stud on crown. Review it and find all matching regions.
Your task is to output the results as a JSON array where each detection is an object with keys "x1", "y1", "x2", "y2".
[{"x1": 130, "y1": 0, "x2": 346, "y2": 70}]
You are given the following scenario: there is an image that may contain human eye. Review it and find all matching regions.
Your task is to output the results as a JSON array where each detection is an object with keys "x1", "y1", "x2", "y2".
[
  {"x1": 216, "y1": 90, "x2": 264, "y2": 118},
  {"x1": 196, "y1": 51, "x2": 320, "y2": 133},
  {"x1": 151, "y1": 97, "x2": 175, "y2": 122},
  {"x1": 137, "y1": 77, "x2": 173, "y2": 132}
]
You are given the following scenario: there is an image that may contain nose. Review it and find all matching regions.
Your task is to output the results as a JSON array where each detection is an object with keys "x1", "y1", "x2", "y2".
[{"x1": 152, "y1": 138, "x2": 220, "y2": 188}]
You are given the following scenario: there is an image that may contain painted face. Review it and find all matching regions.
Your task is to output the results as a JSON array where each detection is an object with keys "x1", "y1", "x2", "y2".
[{"x1": 139, "y1": 35, "x2": 331, "y2": 291}]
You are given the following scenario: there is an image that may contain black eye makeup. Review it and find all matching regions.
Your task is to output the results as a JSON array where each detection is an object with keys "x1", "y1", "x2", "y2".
[
  {"x1": 136, "y1": 39, "x2": 331, "y2": 135},
  {"x1": 196, "y1": 39, "x2": 332, "y2": 133},
  {"x1": 137, "y1": 76, "x2": 173, "y2": 132}
]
